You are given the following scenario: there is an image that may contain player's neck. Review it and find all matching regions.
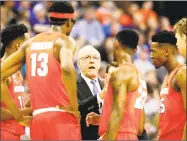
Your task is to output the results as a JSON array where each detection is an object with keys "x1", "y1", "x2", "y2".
[
  {"x1": 164, "y1": 57, "x2": 179, "y2": 74},
  {"x1": 4, "y1": 48, "x2": 16, "y2": 59},
  {"x1": 117, "y1": 54, "x2": 133, "y2": 65},
  {"x1": 49, "y1": 25, "x2": 65, "y2": 34}
]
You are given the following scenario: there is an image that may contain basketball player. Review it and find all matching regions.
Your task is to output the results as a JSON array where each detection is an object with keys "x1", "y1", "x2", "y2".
[
  {"x1": 150, "y1": 30, "x2": 186, "y2": 140},
  {"x1": 1, "y1": 24, "x2": 32, "y2": 140},
  {"x1": 1, "y1": 2, "x2": 81, "y2": 140},
  {"x1": 174, "y1": 18, "x2": 186, "y2": 57},
  {"x1": 86, "y1": 62, "x2": 148, "y2": 140},
  {"x1": 99, "y1": 29, "x2": 147, "y2": 140}
]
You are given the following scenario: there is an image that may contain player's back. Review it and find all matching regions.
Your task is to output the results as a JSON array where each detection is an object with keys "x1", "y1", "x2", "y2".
[
  {"x1": 99, "y1": 63, "x2": 147, "y2": 138},
  {"x1": 26, "y1": 32, "x2": 70, "y2": 110},
  {"x1": 158, "y1": 64, "x2": 186, "y2": 139}
]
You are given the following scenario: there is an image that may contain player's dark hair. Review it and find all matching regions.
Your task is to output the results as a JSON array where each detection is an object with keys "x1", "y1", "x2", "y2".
[
  {"x1": 115, "y1": 29, "x2": 139, "y2": 50},
  {"x1": 1, "y1": 24, "x2": 28, "y2": 58},
  {"x1": 151, "y1": 30, "x2": 177, "y2": 46},
  {"x1": 48, "y1": 1, "x2": 74, "y2": 25},
  {"x1": 106, "y1": 61, "x2": 118, "y2": 73}
]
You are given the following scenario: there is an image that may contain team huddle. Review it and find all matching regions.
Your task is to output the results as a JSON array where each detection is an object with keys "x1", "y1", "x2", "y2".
[{"x1": 1, "y1": 2, "x2": 186, "y2": 140}]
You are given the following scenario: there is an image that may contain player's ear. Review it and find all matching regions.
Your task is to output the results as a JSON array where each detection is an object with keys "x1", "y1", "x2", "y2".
[
  {"x1": 16, "y1": 42, "x2": 20, "y2": 50},
  {"x1": 66, "y1": 19, "x2": 71, "y2": 27},
  {"x1": 182, "y1": 33, "x2": 186, "y2": 41},
  {"x1": 165, "y1": 48, "x2": 169, "y2": 57},
  {"x1": 134, "y1": 48, "x2": 137, "y2": 53}
]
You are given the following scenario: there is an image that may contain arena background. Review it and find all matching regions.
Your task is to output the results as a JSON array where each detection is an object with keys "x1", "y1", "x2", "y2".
[{"x1": 1, "y1": 1, "x2": 186, "y2": 140}]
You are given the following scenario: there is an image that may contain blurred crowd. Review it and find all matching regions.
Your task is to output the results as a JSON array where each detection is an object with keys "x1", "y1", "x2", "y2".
[{"x1": 1, "y1": 1, "x2": 186, "y2": 139}]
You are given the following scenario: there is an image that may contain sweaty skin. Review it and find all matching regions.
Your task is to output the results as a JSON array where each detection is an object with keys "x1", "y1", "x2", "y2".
[{"x1": 103, "y1": 65, "x2": 145, "y2": 140}]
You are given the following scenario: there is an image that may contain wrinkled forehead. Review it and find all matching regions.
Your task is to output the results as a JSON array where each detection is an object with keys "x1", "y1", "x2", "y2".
[{"x1": 78, "y1": 47, "x2": 100, "y2": 59}]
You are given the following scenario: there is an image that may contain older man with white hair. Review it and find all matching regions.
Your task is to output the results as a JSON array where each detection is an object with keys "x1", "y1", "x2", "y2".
[{"x1": 77, "y1": 45, "x2": 104, "y2": 140}]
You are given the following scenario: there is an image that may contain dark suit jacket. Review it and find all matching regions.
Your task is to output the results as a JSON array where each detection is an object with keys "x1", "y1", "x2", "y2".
[
  {"x1": 77, "y1": 74, "x2": 148, "y2": 140},
  {"x1": 77, "y1": 74, "x2": 103, "y2": 140}
]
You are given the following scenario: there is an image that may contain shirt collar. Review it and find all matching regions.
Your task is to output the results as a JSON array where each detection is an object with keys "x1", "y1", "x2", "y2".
[{"x1": 81, "y1": 73, "x2": 99, "y2": 84}]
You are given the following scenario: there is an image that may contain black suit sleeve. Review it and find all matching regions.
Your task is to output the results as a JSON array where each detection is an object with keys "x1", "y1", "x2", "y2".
[
  {"x1": 137, "y1": 129, "x2": 148, "y2": 140},
  {"x1": 78, "y1": 95, "x2": 100, "y2": 114}
]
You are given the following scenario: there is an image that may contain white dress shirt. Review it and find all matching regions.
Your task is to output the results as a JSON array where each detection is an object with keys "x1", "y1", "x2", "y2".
[{"x1": 81, "y1": 73, "x2": 103, "y2": 108}]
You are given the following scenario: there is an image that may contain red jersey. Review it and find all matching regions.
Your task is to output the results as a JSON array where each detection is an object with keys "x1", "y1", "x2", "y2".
[
  {"x1": 1, "y1": 71, "x2": 26, "y2": 135},
  {"x1": 158, "y1": 64, "x2": 186, "y2": 139},
  {"x1": 99, "y1": 63, "x2": 147, "y2": 137},
  {"x1": 26, "y1": 32, "x2": 70, "y2": 111}
]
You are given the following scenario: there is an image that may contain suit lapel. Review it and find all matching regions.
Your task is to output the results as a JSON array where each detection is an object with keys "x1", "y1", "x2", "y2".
[{"x1": 77, "y1": 75, "x2": 93, "y2": 99}]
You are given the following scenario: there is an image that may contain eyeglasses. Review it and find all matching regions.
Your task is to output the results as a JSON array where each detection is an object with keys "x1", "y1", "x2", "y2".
[{"x1": 79, "y1": 56, "x2": 101, "y2": 61}]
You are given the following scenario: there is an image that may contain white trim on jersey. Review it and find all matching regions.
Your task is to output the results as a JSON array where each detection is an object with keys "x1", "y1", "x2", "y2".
[{"x1": 33, "y1": 107, "x2": 66, "y2": 116}]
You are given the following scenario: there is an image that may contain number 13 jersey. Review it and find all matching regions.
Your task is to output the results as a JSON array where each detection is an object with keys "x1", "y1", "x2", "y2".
[
  {"x1": 158, "y1": 64, "x2": 186, "y2": 139},
  {"x1": 26, "y1": 32, "x2": 70, "y2": 111}
]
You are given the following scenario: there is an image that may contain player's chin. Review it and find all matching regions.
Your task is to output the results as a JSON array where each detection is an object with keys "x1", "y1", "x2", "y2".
[
  {"x1": 154, "y1": 64, "x2": 161, "y2": 69},
  {"x1": 87, "y1": 71, "x2": 97, "y2": 78}
]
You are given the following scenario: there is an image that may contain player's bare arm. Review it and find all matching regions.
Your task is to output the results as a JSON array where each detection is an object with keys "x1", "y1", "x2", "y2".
[
  {"x1": 1, "y1": 39, "x2": 32, "y2": 122},
  {"x1": 103, "y1": 66, "x2": 133, "y2": 140},
  {"x1": 55, "y1": 36, "x2": 79, "y2": 115},
  {"x1": 1, "y1": 108, "x2": 14, "y2": 121},
  {"x1": 175, "y1": 66, "x2": 186, "y2": 140}
]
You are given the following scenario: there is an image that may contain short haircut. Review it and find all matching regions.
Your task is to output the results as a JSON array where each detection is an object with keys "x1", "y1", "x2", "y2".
[
  {"x1": 1, "y1": 24, "x2": 28, "y2": 58},
  {"x1": 77, "y1": 44, "x2": 100, "y2": 60},
  {"x1": 174, "y1": 17, "x2": 187, "y2": 36},
  {"x1": 106, "y1": 61, "x2": 118, "y2": 73},
  {"x1": 48, "y1": 1, "x2": 74, "y2": 25},
  {"x1": 151, "y1": 30, "x2": 177, "y2": 46},
  {"x1": 115, "y1": 29, "x2": 139, "y2": 50}
]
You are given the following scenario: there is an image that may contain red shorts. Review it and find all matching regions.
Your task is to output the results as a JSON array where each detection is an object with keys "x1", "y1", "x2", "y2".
[
  {"x1": 100, "y1": 132, "x2": 138, "y2": 140},
  {"x1": 158, "y1": 131, "x2": 183, "y2": 140},
  {"x1": 1, "y1": 130, "x2": 20, "y2": 140},
  {"x1": 30, "y1": 111, "x2": 81, "y2": 140}
]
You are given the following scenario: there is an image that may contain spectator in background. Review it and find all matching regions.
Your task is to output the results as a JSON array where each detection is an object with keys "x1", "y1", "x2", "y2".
[
  {"x1": 159, "y1": 16, "x2": 172, "y2": 31},
  {"x1": 1, "y1": 1, "x2": 16, "y2": 28},
  {"x1": 30, "y1": 2, "x2": 50, "y2": 34},
  {"x1": 96, "y1": 1, "x2": 116, "y2": 25},
  {"x1": 134, "y1": 46, "x2": 155, "y2": 78},
  {"x1": 17, "y1": 1, "x2": 32, "y2": 20},
  {"x1": 71, "y1": 7, "x2": 105, "y2": 48},
  {"x1": 98, "y1": 61, "x2": 108, "y2": 80}
]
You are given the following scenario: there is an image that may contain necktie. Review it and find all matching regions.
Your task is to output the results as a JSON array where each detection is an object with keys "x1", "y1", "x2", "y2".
[
  {"x1": 91, "y1": 80, "x2": 102, "y2": 114},
  {"x1": 90, "y1": 80, "x2": 99, "y2": 95}
]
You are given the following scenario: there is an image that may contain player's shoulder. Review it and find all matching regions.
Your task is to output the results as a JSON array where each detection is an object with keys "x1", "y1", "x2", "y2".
[
  {"x1": 116, "y1": 64, "x2": 136, "y2": 76},
  {"x1": 21, "y1": 37, "x2": 34, "y2": 51},
  {"x1": 111, "y1": 64, "x2": 135, "y2": 82},
  {"x1": 175, "y1": 64, "x2": 186, "y2": 80},
  {"x1": 55, "y1": 35, "x2": 76, "y2": 47}
]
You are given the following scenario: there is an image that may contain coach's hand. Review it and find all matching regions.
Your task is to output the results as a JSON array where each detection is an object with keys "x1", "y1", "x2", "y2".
[{"x1": 86, "y1": 112, "x2": 100, "y2": 127}]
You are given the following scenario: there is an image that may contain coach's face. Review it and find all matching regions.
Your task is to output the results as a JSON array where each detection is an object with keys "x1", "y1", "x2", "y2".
[
  {"x1": 175, "y1": 32, "x2": 186, "y2": 57},
  {"x1": 150, "y1": 42, "x2": 168, "y2": 69},
  {"x1": 78, "y1": 48, "x2": 101, "y2": 79}
]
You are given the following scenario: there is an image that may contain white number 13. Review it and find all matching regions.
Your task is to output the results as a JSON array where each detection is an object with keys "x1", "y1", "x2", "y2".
[{"x1": 30, "y1": 53, "x2": 48, "y2": 76}]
